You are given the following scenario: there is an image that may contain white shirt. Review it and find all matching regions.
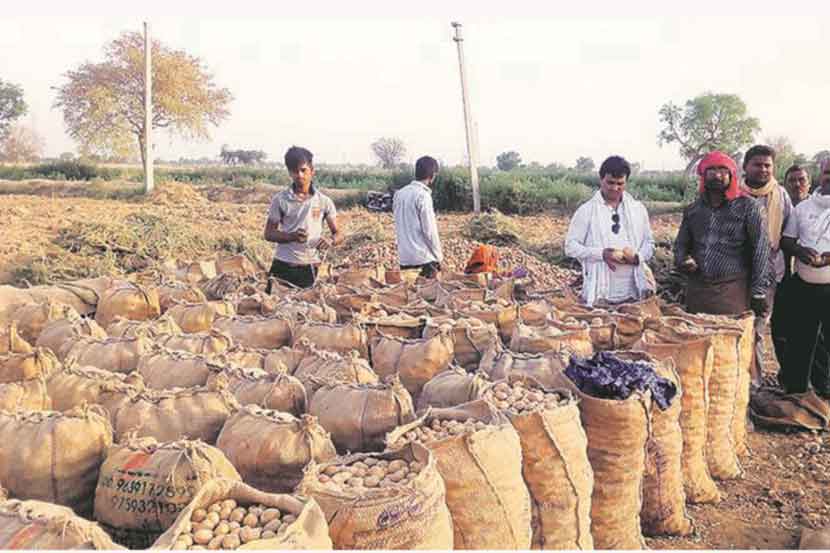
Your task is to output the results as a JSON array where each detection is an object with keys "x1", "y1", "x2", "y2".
[
  {"x1": 783, "y1": 193, "x2": 830, "y2": 284},
  {"x1": 393, "y1": 181, "x2": 443, "y2": 266},
  {"x1": 267, "y1": 186, "x2": 336, "y2": 265}
]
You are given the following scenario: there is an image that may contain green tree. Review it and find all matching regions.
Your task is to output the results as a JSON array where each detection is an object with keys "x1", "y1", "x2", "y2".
[
  {"x1": 54, "y1": 31, "x2": 232, "y2": 171},
  {"x1": 371, "y1": 137, "x2": 407, "y2": 169},
  {"x1": 812, "y1": 150, "x2": 830, "y2": 170},
  {"x1": 496, "y1": 150, "x2": 522, "y2": 171},
  {"x1": 658, "y1": 92, "x2": 760, "y2": 175},
  {"x1": 765, "y1": 136, "x2": 808, "y2": 180},
  {"x1": 575, "y1": 156, "x2": 595, "y2": 173},
  {"x1": 0, "y1": 79, "x2": 27, "y2": 140}
]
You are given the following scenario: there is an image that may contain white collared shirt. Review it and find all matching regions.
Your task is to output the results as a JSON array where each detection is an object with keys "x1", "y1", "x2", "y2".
[{"x1": 393, "y1": 180, "x2": 443, "y2": 266}]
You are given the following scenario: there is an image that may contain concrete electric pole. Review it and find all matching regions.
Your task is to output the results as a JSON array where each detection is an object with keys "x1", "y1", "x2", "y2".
[
  {"x1": 452, "y1": 22, "x2": 480, "y2": 214},
  {"x1": 144, "y1": 21, "x2": 154, "y2": 194}
]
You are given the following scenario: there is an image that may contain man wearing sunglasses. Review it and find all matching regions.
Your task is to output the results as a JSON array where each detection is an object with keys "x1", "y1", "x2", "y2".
[
  {"x1": 565, "y1": 156, "x2": 655, "y2": 306},
  {"x1": 674, "y1": 151, "x2": 771, "y2": 319}
]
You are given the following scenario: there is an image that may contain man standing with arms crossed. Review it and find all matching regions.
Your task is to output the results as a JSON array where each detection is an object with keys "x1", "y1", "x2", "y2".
[{"x1": 393, "y1": 156, "x2": 443, "y2": 279}]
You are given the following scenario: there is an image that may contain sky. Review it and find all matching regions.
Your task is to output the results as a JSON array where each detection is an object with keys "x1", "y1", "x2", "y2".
[{"x1": 2, "y1": 0, "x2": 828, "y2": 170}]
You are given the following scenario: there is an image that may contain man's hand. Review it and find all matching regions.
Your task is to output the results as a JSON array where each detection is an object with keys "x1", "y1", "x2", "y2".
[
  {"x1": 602, "y1": 248, "x2": 619, "y2": 272},
  {"x1": 751, "y1": 294, "x2": 769, "y2": 317},
  {"x1": 316, "y1": 238, "x2": 331, "y2": 252},
  {"x1": 293, "y1": 229, "x2": 308, "y2": 243},
  {"x1": 679, "y1": 256, "x2": 698, "y2": 274},
  {"x1": 797, "y1": 245, "x2": 821, "y2": 266}
]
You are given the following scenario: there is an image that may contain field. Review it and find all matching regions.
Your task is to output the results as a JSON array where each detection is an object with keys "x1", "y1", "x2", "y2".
[{"x1": 0, "y1": 179, "x2": 826, "y2": 549}]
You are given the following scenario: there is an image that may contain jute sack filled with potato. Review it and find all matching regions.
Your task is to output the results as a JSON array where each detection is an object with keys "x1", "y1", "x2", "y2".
[
  {"x1": 416, "y1": 367, "x2": 492, "y2": 411},
  {"x1": 616, "y1": 294, "x2": 662, "y2": 319},
  {"x1": 217, "y1": 344, "x2": 307, "y2": 374},
  {"x1": 156, "y1": 329, "x2": 233, "y2": 357},
  {"x1": 293, "y1": 348, "x2": 378, "y2": 399},
  {"x1": 156, "y1": 282, "x2": 207, "y2": 313},
  {"x1": 0, "y1": 499, "x2": 123, "y2": 550},
  {"x1": 635, "y1": 323, "x2": 721, "y2": 504},
  {"x1": 172, "y1": 260, "x2": 217, "y2": 285},
  {"x1": 297, "y1": 442, "x2": 452, "y2": 550},
  {"x1": 94, "y1": 436, "x2": 241, "y2": 549},
  {"x1": 369, "y1": 329, "x2": 454, "y2": 399},
  {"x1": 478, "y1": 344, "x2": 568, "y2": 389},
  {"x1": 0, "y1": 405, "x2": 113, "y2": 517},
  {"x1": 335, "y1": 264, "x2": 386, "y2": 288},
  {"x1": 423, "y1": 317, "x2": 499, "y2": 370},
  {"x1": 0, "y1": 376, "x2": 51, "y2": 411},
  {"x1": 217, "y1": 408, "x2": 336, "y2": 493},
  {"x1": 107, "y1": 313, "x2": 182, "y2": 339},
  {"x1": 12, "y1": 300, "x2": 79, "y2": 345},
  {"x1": 310, "y1": 378, "x2": 415, "y2": 453},
  {"x1": 612, "y1": 350, "x2": 693, "y2": 537},
  {"x1": 552, "y1": 370, "x2": 649, "y2": 549},
  {"x1": 95, "y1": 283, "x2": 161, "y2": 329},
  {"x1": 481, "y1": 376, "x2": 594, "y2": 549},
  {"x1": 151, "y1": 478, "x2": 332, "y2": 550},
  {"x1": 0, "y1": 348, "x2": 60, "y2": 383},
  {"x1": 214, "y1": 314, "x2": 293, "y2": 350},
  {"x1": 64, "y1": 336, "x2": 152, "y2": 374},
  {"x1": 207, "y1": 366, "x2": 307, "y2": 416},
  {"x1": 0, "y1": 322, "x2": 32, "y2": 354},
  {"x1": 510, "y1": 319, "x2": 594, "y2": 357},
  {"x1": 659, "y1": 309, "x2": 745, "y2": 480},
  {"x1": 35, "y1": 315, "x2": 107, "y2": 360},
  {"x1": 732, "y1": 311, "x2": 755, "y2": 457},
  {"x1": 217, "y1": 346, "x2": 267, "y2": 370},
  {"x1": 106, "y1": 379, "x2": 239, "y2": 444},
  {"x1": 231, "y1": 291, "x2": 278, "y2": 317},
  {"x1": 217, "y1": 253, "x2": 259, "y2": 278},
  {"x1": 362, "y1": 313, "x2": 425, "y2": 343},
  {"x1": 138, "y1": 349, "x2": 224, "y2": 390},
  {"x1": 453, "y1": 298, "x2": 519, "y2": 343},
  {"x1": 26, "y1": 276, "x2": 121, "y2": 318},
  {"x1": 168, "y1": 301, "x2": 236, "y2": 334},
  {"x1": 326, "y1": 291, "x2": 381, "y2": 322},
  {"x1": 276, "y1": 299, "x2": 337, "y2": 324},
  {"x1": 386, "y1": 400, "x2": 532, "y2": 550},
  {"x1": 294, "y1": 320, "x2": 368, "y2": 359},
  {"x1": 200, "y1": 273, "x2": 244, "y2": 302},
  {"x1": 47, "y1": 366, "x2": 144, "y2": 412}
]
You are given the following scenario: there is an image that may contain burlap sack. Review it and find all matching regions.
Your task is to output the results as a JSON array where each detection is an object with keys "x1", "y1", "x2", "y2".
[
  {"x1": 0, "y1": 348, "x2": 60, "y2": 383},
  {"x1": 553, "y1": 370, "x2": 650, "y2": 550},
  {"x1": 138, "y1": 349, "x2": 224, "y2": 390},
  {"x1": 294, "y1": 320, "x2": 369, "y2": 359},
  {"x1": 635, "y1": 324, "x2": 722, "y2": 504},
  {"x1": 558, "y1": 310, "x2": 645, "y2": 350},
  {"x1": 0, "y1": 499, "x2": 123, "y2": 550},
  {"x1": 95, "y1": 283, "x2": 161, "y2": 328},
  {"x1": 519, "y1": 299, "x2": 559, "y2": 326},
  {"x1": 156, "y1": 282, "x2": 207, "y2": 313},
  {"x1": 310, "y1": 378, "x2": 415, "y2": 453},
  {"x1": 0, "y1": 406, "x2": 113, "y2": 517},
  {"x1": 217, "y1": 345, "x2": 267, "y2": 370},
  {"x1": 297, "y1": 442, "x2": 453, "y2": 549},
  {"x1": 336, "y1": 264, "x2": 386, "y2": 288},
  {"x1": 615, "y1": 295, "x2": 662, "y2": 319},
  {"x1": 0, "y1": 322, "x2": 32, "y2": 354},
  {"x1": 510, "y1": 320, "x2": 594, "y2": 356},
  {"x1": 214, "y1": 314, "x2": 293, "y2": 350},
  {"x1": 612, "y1": 351, "x2": 693, "y2": 537},
  {"x1": 481, "y1": 376, "x2": 594, "y2": 550},
  {"x1": 94, "y1": 437, "x2": 241, "y2": 549},
  {"x1": 369, "y1": 330, "x2": 454, "y2": 399},
  {"x1": 293, "y1": 348, "x2": 379, "y2": 399},
  {"x1": 423, "y1": 317, "x2": 499, "y2": 370},
  {"x1": 47, "y1": 366, "x2": 144, "y2": 412},
  {"x1": 151, "y1": 478, "x2": 332, "y2": 550},
  {"x1": 0, "y1": 286, "x2": 36, "y2": 325},
  {"x1": 454, "y1": 298, "x2": 519, "y2": 343},
  {"x1": 173, "y1": 260, "x2": 217, "y2": 285},
  {"x1": 200, "y1": 273, "x2": 244, "y2": 301},
  {"x1": 386, "y1": 400, "x2": 532, "y2": 549},
  {"x1": 12, "y1": 300, "x2": 79, "y2": 345},
  {"x1": 107, "y1": 313, "x2": 182, "y2": 339},
  {"x1": 167, "y1": 301, "x2": 236, "y2": 333},
  {"x1": 26, "y1": 276, "x2": 122, "y2": 317},
  {"x1": 277, "y1": 299, "x2": 338, "y2": 325},
  {"x1": 373, "y1": 283, "x2": 419, "y2": 308},
  {"x1": 64, "y1": 336, "x2": 152, "y2": 374},
  {"x1": 155, "y1": 329, "x2": 233, "y2": 357},
  {"x1": 416, "y1": 367, "x2": 492, "y2": 411},
  {"x1": 478, "y1": 345, "x2": 568, "y2": 389},
  {"x1": 106, "y1": 379, "x2": 239, "y2": 444},
  {"x1": 732, "y1": 311, "x2": 755, "y2": 457},
  {"x1": 216, "y1": 253, "x2": 259, "y2": 278},
  {"x1": 327, "y1": 291, "x2": 383, "y2": 322},
  {"x1": 362, "y1": 313, "x2": 425, "y2": 343},
  {"x1": 0, "y1": 376, "x2": 51, "y2": 411},
  {"x1": 217, "y1": 408, "x2": 336, "y2": 492},
  {"x1": 35, "y1": 316, "x2": 107, "y2": 360},
  {"x1": 208, "y1": 366, "x2": 307, "y2": 415}
]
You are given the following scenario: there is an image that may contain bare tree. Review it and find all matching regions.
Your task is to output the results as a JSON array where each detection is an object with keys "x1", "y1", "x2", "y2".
[
  {"x1": 371, "y1": 137, "x2": 407, "y2": 169},
  {"x1": 0, "y1": 124, "x2": 44, "y2": 162}
]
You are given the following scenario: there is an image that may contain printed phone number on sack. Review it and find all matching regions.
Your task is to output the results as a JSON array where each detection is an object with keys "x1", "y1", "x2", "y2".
[
  {"x1": 110, "y1": 495, "x2": 187, "y2": 515},
  {"x1": 99, "y1": 476, "x2": 195, "y2": 498}
]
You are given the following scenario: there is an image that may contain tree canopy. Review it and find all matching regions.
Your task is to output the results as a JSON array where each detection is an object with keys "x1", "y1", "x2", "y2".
[
  {"x1": 371, "y1": 137, "x2": 407, "y2": 169},
  {"x1": 496, "y1": 150, "x2": 522, "y2": 171},
  {"x1": 0, "y1": 79, "x2": 27, "y2": 140},
  {"x1": 575, "y1": 156, "x2": 595, "y2": 173}
]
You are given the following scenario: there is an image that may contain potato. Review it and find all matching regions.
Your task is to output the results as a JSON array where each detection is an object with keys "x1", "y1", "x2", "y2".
[
  {"x1": 364, "y1": 475, "x2": 381, "y2": 488},
  {"x1": 228, "y1": 521, "x2": 241, "y2": 531},
  {"x1": 260, "y1": 508, "x2": 281, "y2": 524},
  {"x1": 387, "y1": 470, "x2": 406, "y2": 483},
  {"x1": 249, "y1": 506, "x2": 264, "y2": 517},
  {"x1": 263, "y1": 518, "x2": 282, "y2": 533},
  {"x1": 172, "y1": 539, "x2": 190, "y2": 550},
  {"x1": 240, "y1": 526, "x2": 262, "y2": 544},
  {"x1": 229, "y1": 507, "x2": 246, "y2": 523},
  {"x1": 282, "y1": 514, "x2": 297, "y2": 525},
  {"x1": 219, "y1": 506, "x2": 233, "y2": 520},
  {"x1": 179, "y1": 534, "x2": 194, "y2": 547},
  {"x1": 221, "y1": 534, "x2": 241, "y2": 549},
  {"x1": 347, "y1": 477, "x2": 364, "y2": 488},
  {"x1": 332, "y1": 471, "x2": 351, "y2": 484},
  {"x1": 388, "y1": 459, "x2": 407, "y2": 473},
  {"x1": 193, "y1": 529, "x2": 213, "y2": 546},
  {"x1": 243, "y1": 513, "x2": 259, "y2": 528},
  {"x1": 207, "y1": 535, "x2": 224, "y2": 550},
  {"x1": 323, "y1": 465, "x2": 339, "y2": 476},
  {"x1": 363, "y1": 457, "x2": 378, "y2": 466},
  {"x1": 318, "y1": 474, "x2": 331, "y2": 483},
  {"x1": 192, "y1": 509, "x2": 208, "y2": 523},
  {"x1": 351, "y1": 466, "x2": 368, "y2": 478},
  {"x1": 204, "y1": 512, "x2": 220, "y2": 529},
  {"x1": 214, "y1": 521, "x2": 230, "y2": 536},
  {"x1": 208, "y1": 502, "x2": 223, "y2": 513},
  {"x1": 221, "y1": 499, "x2": 237, "y2": 510},
  {"x1": 190, "y1": 547, "x2": 206, "y2": 551},
  {"x1": 261, "y1": 530, "x2": 277, "y2": 540}
]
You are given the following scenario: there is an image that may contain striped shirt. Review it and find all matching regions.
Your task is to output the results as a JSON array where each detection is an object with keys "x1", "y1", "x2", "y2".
[{"x1": 674, "y1": 195, "x2": 772, "y2": 297}]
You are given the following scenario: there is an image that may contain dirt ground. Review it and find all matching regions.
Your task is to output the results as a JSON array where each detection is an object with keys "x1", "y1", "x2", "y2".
[{"x1": 0, "y1": 182, "x2": 826, "y2": 550}]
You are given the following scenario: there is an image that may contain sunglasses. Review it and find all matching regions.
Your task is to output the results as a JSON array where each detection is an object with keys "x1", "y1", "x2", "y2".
[{"x1": 611, "y1": 213, "x2": 620, "y2": 234}]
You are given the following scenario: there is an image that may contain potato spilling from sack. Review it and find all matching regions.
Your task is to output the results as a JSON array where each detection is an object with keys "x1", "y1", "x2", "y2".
[{"x1": 174, "y1": 499, "x2": 297, "y2": 550}]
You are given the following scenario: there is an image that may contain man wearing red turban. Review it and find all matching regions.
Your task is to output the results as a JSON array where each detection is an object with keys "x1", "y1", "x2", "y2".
[{"x1": 674, "y1": 151, "x2": 772, "y2": 320}]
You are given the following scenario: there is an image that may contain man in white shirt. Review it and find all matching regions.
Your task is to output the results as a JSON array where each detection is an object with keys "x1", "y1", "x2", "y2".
[
  {"x1": 565, "y1": 155, "x2": 655, "y2": 307},
  {"x1": 779, "y1": 160, "x2": 830, "y2": 397},
  {"x1": 393, "y1": 156, "x2": 443, "y2": 279}
]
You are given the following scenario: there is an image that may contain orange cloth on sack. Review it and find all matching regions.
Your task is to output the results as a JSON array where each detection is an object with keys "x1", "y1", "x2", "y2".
[{"x1": 465, "y1": 245, "x2": 499, "y2": 274}]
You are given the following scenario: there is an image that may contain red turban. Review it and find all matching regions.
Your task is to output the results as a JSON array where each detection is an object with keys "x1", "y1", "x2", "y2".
[{"x1": 697, "y1": 151, "x2": 742, "y2": 201}]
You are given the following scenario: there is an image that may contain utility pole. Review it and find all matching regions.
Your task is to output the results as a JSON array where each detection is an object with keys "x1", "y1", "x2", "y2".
[
  {"x1": 452, "y1": 22, "x2": 480, "y2": 213},
  {"x1": 144, "y1": 21, "x2": 154, "y2": 194}
]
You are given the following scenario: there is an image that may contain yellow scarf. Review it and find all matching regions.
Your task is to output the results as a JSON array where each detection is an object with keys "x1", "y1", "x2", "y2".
[{"x1": 741, "y1": 177, "x2": 783, "y2": 250}]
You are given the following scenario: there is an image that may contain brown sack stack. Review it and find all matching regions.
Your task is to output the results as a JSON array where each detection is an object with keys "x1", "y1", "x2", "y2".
[
  {"x1": 0, "y1": 499, "x2": 123, "y2": 550},
  {"x1": 151, "y1": 478, "x2": 333, "y2": 550},
  {"x1": 216, "y1": 408, "x2": 336, "y2": 493},
  {"x1": 481, "y1": 376, "x2": 594, "y2": 550},
  {"x1": 0, "y1": 348, "x2": 60, "y2": 383},
  {"x1": 423, "y1": 317, "x2": 499, "y2": 370},
  {"x1": 293, "y1": 348, "x2": 378, "y2": 400},
  {"x1": 156, "y1": 329, "x2": 234, "y2": 357},
  {"x1": 732, "y1": 311, "x2": 755, "y2": 457},
  {"x1": 168, "y1": 301, "x2": 236, "y2": 334},
  {"x1": 214, "y1": 315, "x2": 293, "y2": 350},
  {"x1": 510, "y1": 319, "x2": 594, "y2": 357},
  {"x1": 107, "y1": 313, "x2": 182, "y2": 339},
  {"x1": 454, "y1": 298, "x2": 518, "y2": 343},
  {"x1": 11, "y1": 300, "x2": 79, "y2": 345},
  {"x1": 0, "y1": 377, "x2": 51, "y2": 411},
  {"x1": 294, "y1": 320, "x2": 369, "y2": 359},
  {"x1": 297, "y1": 442, "x2": 453, "y2": 549},
  {"x1": 416, "y1": 367, "x2": 492, "y2": 411},
  {"x1": 207, "y1": 366, "x2": 307, "y2": 416},
  {"x1": 35, "y1": 316, "x2": 107, "y2": 360},
  {"x1": 64, "y1": 336, "x2": 152, "y2": 374},
  {"x1": 0, "y1": 406, "x2": 113, "y2": 518},
  {"x1": 138, "y1": 349, "x2": 224, "y2": 390},
  {"x1": 478, "y1": 345, "x2": 568, "y2": 389},
  {"x1": 369, "y1": 330, "x2": 454, "y2": 399},
  {"x1": 47, "y1": 366, "x2": 144, "y2": 412},
  {"x1": 156, "y1": 282, "x2": 207, "y2": 313},
  {"x1": 95, "y1": 283, "x2": 161, "y2": 328},
  {"x1": 386, "y1": 400, "x2": 532, "y2": 550},
  {"x1": 0, "y1": 322, "x2": 32, "y2": 354},
  {"x1": 94, "y1": 436, "x2": 241, "y2": 549}
]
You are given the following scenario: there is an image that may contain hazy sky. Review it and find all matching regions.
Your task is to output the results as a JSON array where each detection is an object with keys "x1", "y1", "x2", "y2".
[{"x1": 2, "y1": 0, "x2": 828, "y2": 170}]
